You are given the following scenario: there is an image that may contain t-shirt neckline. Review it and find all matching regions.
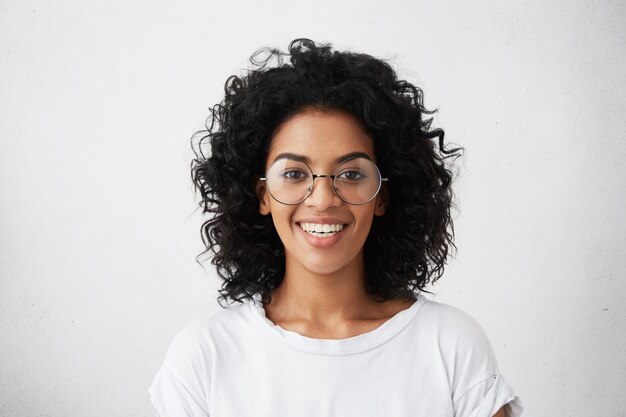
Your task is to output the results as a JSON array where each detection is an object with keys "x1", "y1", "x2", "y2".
[{"x1": 247, "y1": 293, "x2": 426, "y2": 355}]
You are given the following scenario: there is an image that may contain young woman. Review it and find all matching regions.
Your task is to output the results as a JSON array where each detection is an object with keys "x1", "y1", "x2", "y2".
[{"x1": 149, "y1": 38, "x2": 523, "y2": 417}]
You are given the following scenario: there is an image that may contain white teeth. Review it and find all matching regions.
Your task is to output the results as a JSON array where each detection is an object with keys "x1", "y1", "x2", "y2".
[
  {"x1": 307, "y1": 231, "x2": 335, "y2": 238},
  {"x1": 299, "y1": 222, "x2": 345, "y2": 235}
]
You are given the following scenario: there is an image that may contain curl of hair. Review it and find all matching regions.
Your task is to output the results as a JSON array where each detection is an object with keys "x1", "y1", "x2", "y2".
[{"x1": 190, "y1": 38, "x2": 464, "y2": 308}]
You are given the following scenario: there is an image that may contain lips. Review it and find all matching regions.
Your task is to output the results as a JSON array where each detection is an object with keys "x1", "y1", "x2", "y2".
[{"x1": 295, "y1": 221, "x2": 350, "y2": 249}]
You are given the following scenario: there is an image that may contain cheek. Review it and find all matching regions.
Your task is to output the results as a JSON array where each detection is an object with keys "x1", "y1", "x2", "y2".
[
  {"x1": 357, "y1": 205, "x2": 377, "y2": 224},
  {"x1": 350, "y1": 207, "x2": 377, "y2": 238},
  {"x1": 270, "y1": 206, "x2": 296, "y2": 233}
]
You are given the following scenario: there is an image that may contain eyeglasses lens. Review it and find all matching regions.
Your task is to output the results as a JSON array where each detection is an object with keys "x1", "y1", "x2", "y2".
[{"x1": 265, "y1": 158, "x2": 381, "y2": 205}]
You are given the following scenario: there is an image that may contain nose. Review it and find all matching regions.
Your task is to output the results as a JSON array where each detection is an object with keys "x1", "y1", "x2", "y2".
[{"x1": 304, "y1": 176, "x2": 342, "y2": 209}]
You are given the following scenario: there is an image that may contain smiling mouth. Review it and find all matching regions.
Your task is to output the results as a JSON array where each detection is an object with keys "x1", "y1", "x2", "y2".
[{"x1": 296, "y1": 222, "x2": 349, "y2": 238}]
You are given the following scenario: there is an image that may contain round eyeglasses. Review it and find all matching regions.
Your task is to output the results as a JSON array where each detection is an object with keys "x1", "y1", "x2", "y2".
[{"x1": 259, "y1": 157, "x2": 388, "y2": 205}]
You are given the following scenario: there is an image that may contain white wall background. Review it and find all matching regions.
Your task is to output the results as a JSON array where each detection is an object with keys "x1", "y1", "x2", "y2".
[{"x1": 1, "y1": 1, "x2": 624, "y2": 416}]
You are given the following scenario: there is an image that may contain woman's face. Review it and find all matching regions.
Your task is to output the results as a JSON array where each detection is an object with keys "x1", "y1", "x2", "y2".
[{"x1": 256, "y1": 107, "x2": 387, "y2": 276}]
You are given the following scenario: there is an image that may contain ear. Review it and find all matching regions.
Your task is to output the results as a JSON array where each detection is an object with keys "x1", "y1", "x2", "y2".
[
  {"x1": 374, "y1": 183, "x2": 388, "y2": 216},
  {"x1": 255, "y1": 179, "x2": 271, "y2": 215}
]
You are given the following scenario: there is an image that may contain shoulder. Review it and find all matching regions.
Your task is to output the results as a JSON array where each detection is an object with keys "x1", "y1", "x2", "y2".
[
  {"x1": 416, "y1": 296, "x2": 500, "y2": 388},
  {"x1": 407, "y1": 296, "x2": 523, "y2": 417},
  {"x1": 161, "y1": 300, "x2": 251, "y2": 371},
  {"x1": 149, "y1": 303, "x2": 250, "y2": 417},
  {"x1": 418, "y1": 296, "x2": 494, "y2": 347},
  {"x1": 417, "y1": 296, "x2": 492, "y2": 340}
]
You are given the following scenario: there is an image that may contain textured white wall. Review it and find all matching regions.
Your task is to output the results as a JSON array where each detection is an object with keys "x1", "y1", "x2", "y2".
[{"x1": 1, "y1": 1, "x2": 624, "y2": 416}]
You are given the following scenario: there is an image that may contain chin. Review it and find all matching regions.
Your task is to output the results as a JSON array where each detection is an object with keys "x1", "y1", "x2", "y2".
[
  {"x1": 306, "y1": 263, "x2": 345, "y2": 275},
  {"x1": 299, "y1": 253, "x2": 360, "y2": 276}
]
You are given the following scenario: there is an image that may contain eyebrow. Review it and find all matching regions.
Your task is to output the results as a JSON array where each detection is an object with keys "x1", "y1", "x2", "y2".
[{"x1": 272, "y1": 151, "x2": 372, "y2": 165}]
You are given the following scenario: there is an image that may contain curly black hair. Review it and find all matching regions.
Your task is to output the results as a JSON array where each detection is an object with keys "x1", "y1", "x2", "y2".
[{"x1": 191, "y1": 38, "x2": 463, "y2": 308}]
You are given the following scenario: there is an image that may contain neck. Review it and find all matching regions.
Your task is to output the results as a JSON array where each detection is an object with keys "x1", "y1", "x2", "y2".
[{"x1": 265, "y1": 250, "x2": 384, "y2": 325}]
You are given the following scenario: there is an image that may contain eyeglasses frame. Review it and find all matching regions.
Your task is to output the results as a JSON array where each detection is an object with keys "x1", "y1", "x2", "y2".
[{"x1": 259, "y1": 157, "x2": 389, "y2": 206}]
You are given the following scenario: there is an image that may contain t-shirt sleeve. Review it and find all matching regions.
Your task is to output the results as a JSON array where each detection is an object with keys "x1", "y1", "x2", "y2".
[
  {"x1": 440, "y1": 305, "x2": 524, "y2": 417},
  {"x1": 453, "y1": 373, "x2": 523, "y2": 417},
  {"x1": 148, "y1": 321, "x2": 212, "y2": 417},
  {"x1": 149, "y1": 365, "x2": 210, "y2": 417}
]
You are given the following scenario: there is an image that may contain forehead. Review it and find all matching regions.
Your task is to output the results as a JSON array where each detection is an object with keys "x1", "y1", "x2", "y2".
[{"x1": 266, "y1": 108, "x2": 375, "y2": 168}]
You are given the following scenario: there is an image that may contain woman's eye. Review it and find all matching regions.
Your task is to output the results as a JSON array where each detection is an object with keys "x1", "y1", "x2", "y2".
[
  {"x1": 338, "y1": 170, "x2": 364, "y2": 181},
  {"x1": 283, "y1": 170, "x2": 307, "y2": 180}
]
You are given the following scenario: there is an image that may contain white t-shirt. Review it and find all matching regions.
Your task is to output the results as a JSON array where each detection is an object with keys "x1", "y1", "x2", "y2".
[{"x1": 149, "y1": 293, "x2": 523, "y2": 417}]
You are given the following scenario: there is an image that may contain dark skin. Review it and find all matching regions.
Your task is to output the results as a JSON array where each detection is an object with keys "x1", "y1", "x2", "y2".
[
  {"x1": 256, "y1": 108, "x2": 414, "y2": 339},
  {"x1": 493, "y1": 407, "x2": 506, "y2": 417},
  {"x1": 263, "y1": 291, "x2": 415, "y2": 340}
]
